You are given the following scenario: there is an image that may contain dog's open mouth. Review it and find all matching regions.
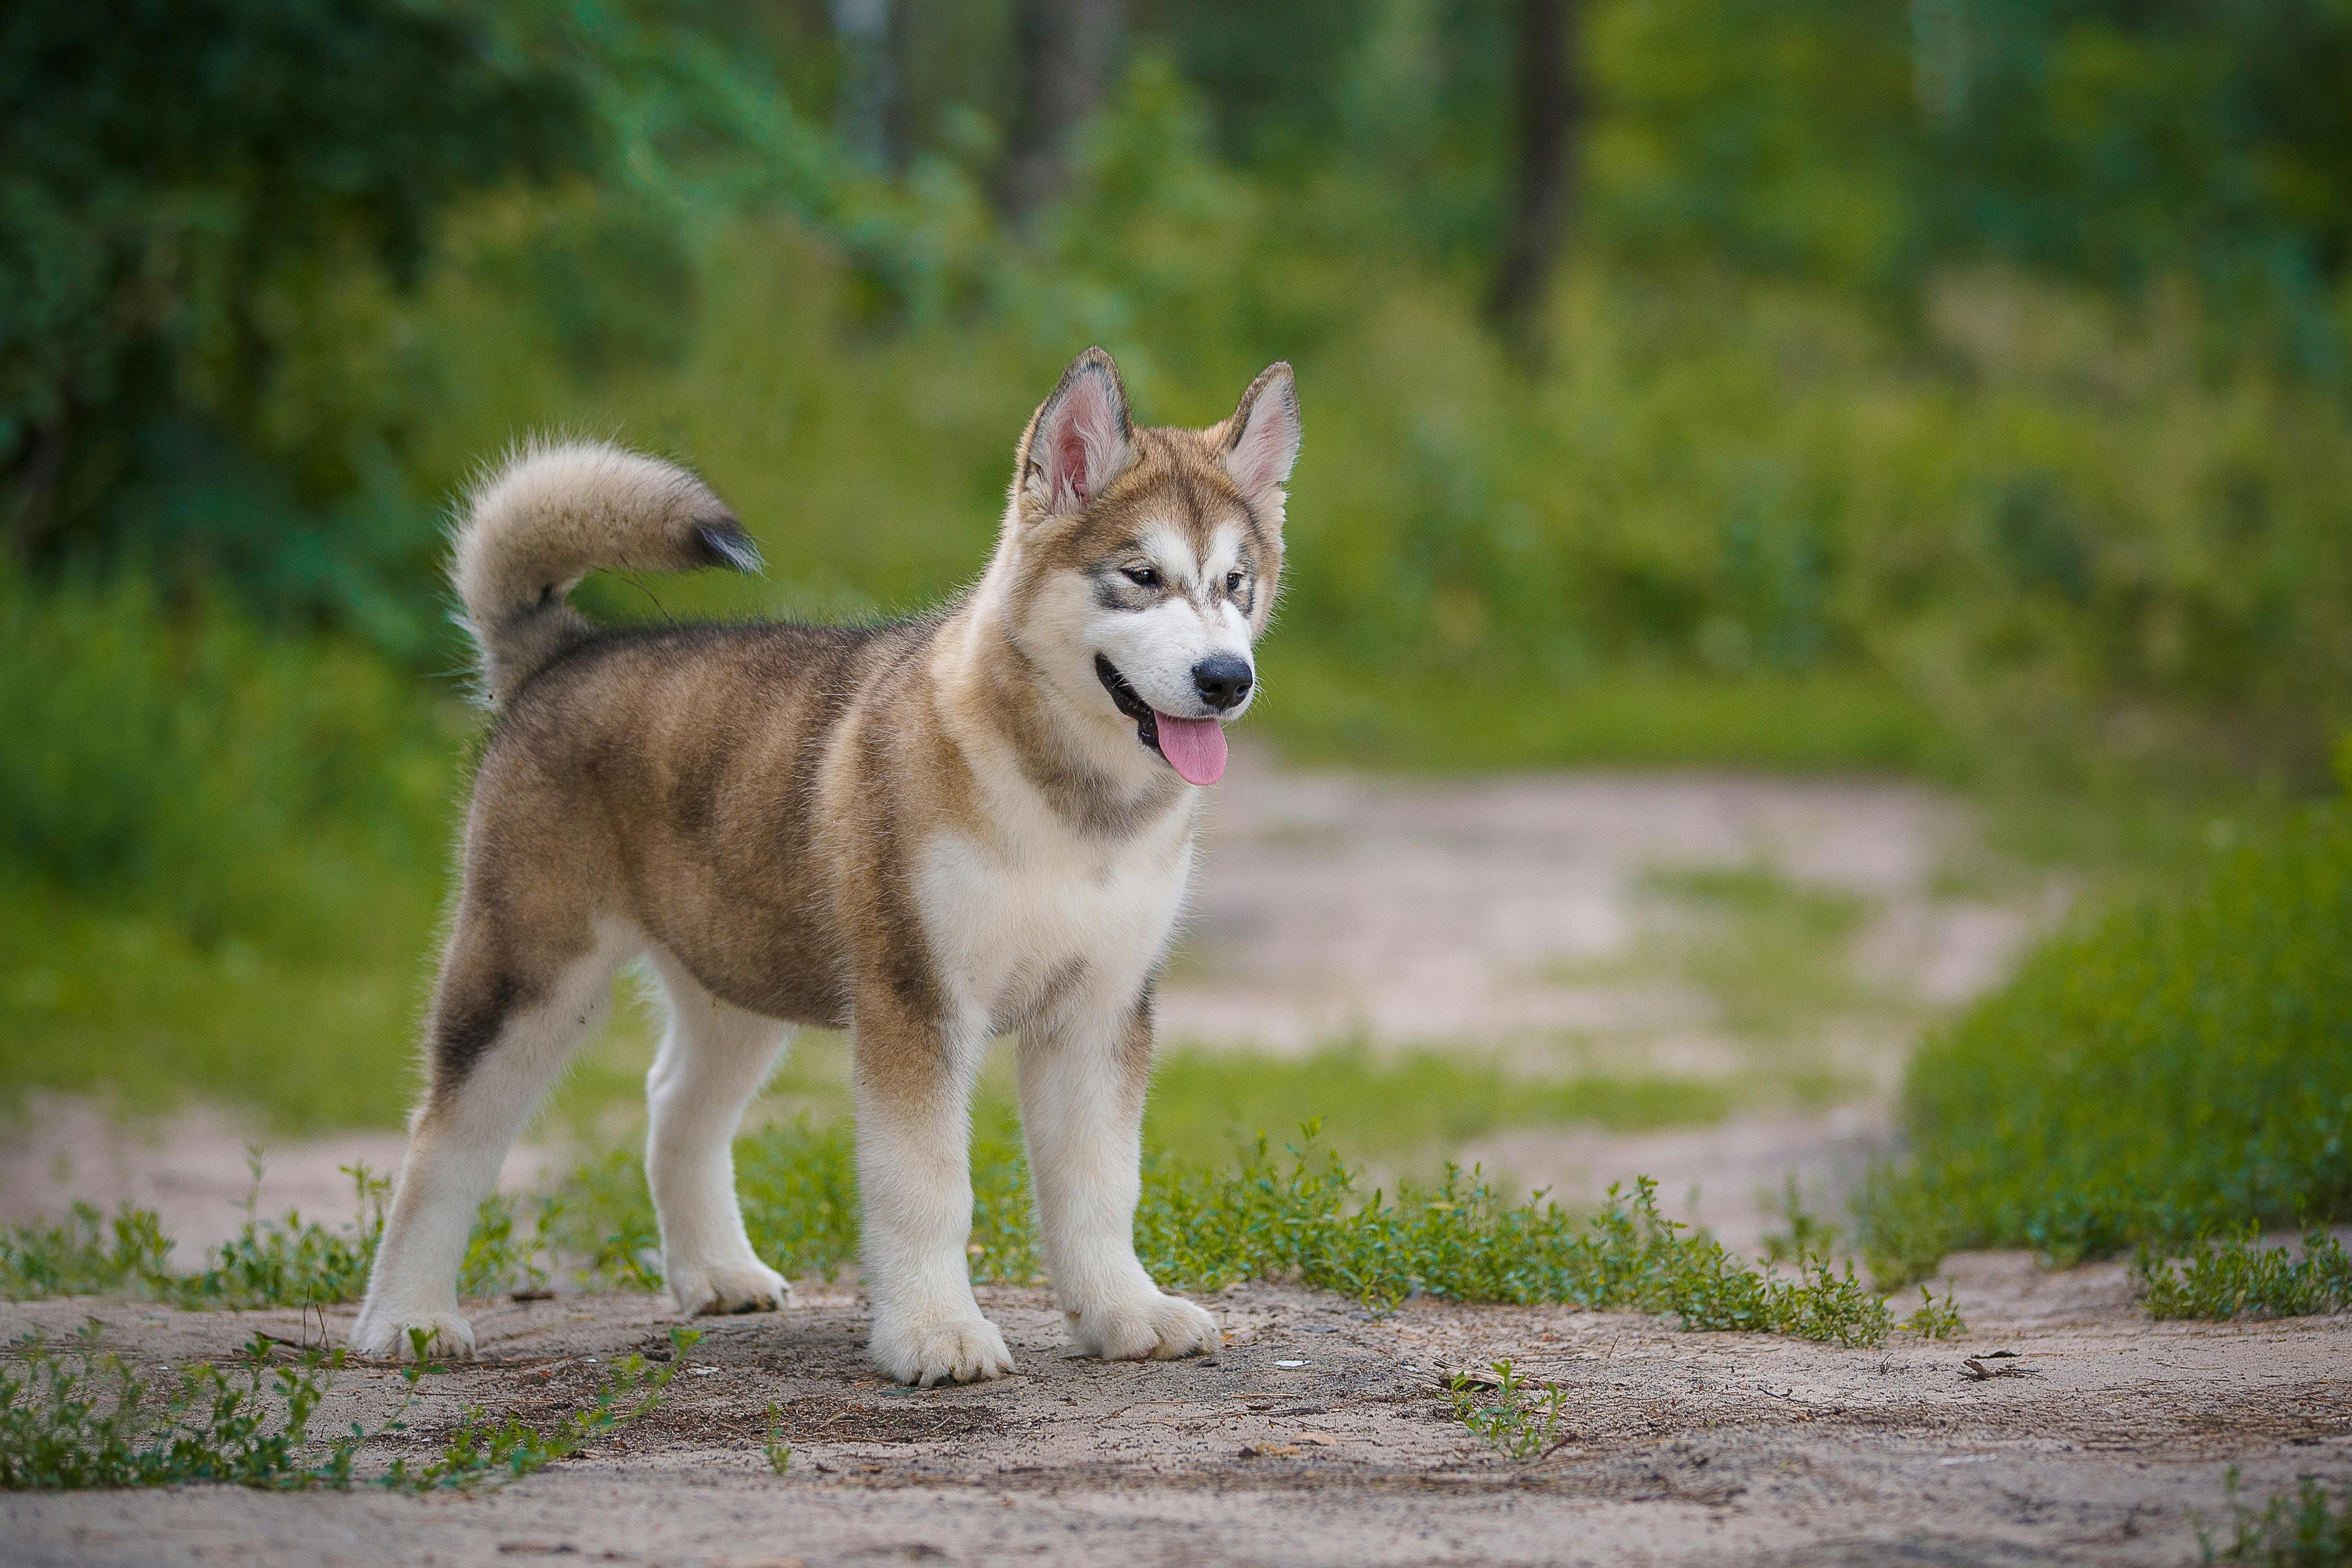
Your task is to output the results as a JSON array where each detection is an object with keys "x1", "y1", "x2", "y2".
[{"x1": 1094, "y1": 654, "x2": 1228, "y2": 786}]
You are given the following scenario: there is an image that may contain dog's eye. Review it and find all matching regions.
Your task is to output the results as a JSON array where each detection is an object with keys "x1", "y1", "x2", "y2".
[
  {"x1": 1122, "y1": 566, "x2": 1161, "y2": 589},
  {"x1": 1226, "y1": 570, "x2": 1245, "y2": 593}
]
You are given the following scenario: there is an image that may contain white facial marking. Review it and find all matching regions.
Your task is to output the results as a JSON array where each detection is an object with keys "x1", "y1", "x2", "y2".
[{"x1": 1090, "y1": 522, "x2": 1256, "y2": 719}]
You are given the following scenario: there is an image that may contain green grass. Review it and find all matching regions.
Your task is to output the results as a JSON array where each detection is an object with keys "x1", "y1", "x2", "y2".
[
  {"x1": 1140, "y1": 1044, "x2": 1732, "y2": 1167},
  {"x1": 1858, "y1": 803, "x2": 2352, "y2": 1286},
  {"x1": 0, "y1": 1322, "x2": 695, "y2": 1492},
  {"x1": 2206, "y1": 1473, "x2": 2352, "y2": 1567},
  {"x1": 4, "y1": 1119, "x2": 1897, "y2": 1348},
  {"x1": 0, "y1": 568, "x2": 458, "y2": 1132},
  {"x1": 0, "y1": 892, "x2": 436, "y2": 1129},
  {"x1": 550, "y1": 1117, "x2": 1896, "y2": 1344},
  {"x1": 1262, "y1": 659, "x2": 1956, "y2": 777},
  {"x1": 2134, "y1": 1228, "x2": 2352, "y2": 1323},
  {"x1": 1633, "y1": 864, "x2": 1879, "y2": 1044},
  {"x1": 0, "y1": 1163, "x2": 543, "y2": 1309}
]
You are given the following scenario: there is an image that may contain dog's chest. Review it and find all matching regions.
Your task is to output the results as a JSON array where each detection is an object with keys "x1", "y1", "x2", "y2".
[{"x1": 915, "y1": 824, "x2": 1192, "y2": 1027}]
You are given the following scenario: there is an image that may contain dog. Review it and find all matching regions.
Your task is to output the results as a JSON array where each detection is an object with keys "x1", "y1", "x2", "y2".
[{"x1": 349, "y1": 348, "x2": 1301, "y2": 1385}]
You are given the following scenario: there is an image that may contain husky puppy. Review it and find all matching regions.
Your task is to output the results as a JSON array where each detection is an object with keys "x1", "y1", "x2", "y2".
[{"x1": 349, "y1": 348, "x2": 1300, "y2": 1385}]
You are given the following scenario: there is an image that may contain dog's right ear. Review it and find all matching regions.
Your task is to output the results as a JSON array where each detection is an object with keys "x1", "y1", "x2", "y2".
[{"x1": 1018, "y1": 347, "x2": 1133, "y2": 519}]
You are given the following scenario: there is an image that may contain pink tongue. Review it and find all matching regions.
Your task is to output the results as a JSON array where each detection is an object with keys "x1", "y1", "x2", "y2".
[{"x1": 1154, "y1": 713, "x2": 1228, "y2": 785}]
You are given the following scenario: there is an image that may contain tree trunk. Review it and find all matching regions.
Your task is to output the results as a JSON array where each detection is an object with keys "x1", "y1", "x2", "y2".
[
  {"x1": 998, "y1": 0, "x2": 1125, "y2": 224},
  {"x1": 2, "y1": 413, "x2": 69, "y2": 561},
  {"x1": 1488, "y1": 0, "x2": 1583, "y2": 363},
  {"x1": 831, "y1": 0, "x2": 904, "y2": 172}
]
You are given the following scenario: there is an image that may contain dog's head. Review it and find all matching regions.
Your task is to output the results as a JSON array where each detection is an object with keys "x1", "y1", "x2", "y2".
[{"x1": 997, "y1": 348, "x2": 1301, "y2": 788}]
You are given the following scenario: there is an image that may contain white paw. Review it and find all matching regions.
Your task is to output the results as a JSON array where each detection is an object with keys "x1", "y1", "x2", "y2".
[
  {"x1": 349, "y1": 1306, "x2": 476, "y2": 1362},
  {"x1": 1063, "y1": 1291, "x2": 1220, "y2": 1362},
  {"x1": 668, "y1": 1256, "x2": 791, "y2": 1317},
  {"x1": 870, "y1": 1310, "x2": 1015, "y2": 1387}
]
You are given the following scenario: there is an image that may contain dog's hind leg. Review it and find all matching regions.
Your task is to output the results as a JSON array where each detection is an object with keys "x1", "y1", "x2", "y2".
[
  {"x1": 1016, "y1": 987, "x2": 1219, "y2": 1363},
  {"x1": 351, "y1": 913, "x2": 626, "y2": 1361},
  {"x1": 643, "y1": 952, "x2": 792, "y2": 1317}
]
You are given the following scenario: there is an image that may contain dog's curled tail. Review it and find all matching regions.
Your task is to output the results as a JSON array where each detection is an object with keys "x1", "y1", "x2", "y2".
[{"x1": 451, "y1": 441, "x2": 760, "y2": 706}]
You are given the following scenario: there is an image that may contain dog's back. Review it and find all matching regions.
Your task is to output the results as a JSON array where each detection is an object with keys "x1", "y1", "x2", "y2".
[{"x1": 465, "y1": 618, "x2": 920, "y2": 1033}]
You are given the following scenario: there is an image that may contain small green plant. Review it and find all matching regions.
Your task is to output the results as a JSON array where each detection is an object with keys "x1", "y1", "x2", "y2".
[
  {"x1": 2203, "y1": 1470, "x2": 2352, "y2": 1565},
  {"x1": 1762, "y1": 1175, "x2": 1842, "y2": 1266},
  {"x1": 1, "y1": 1161, "x2": 547, "y2": 1312},
  {"x1": 1902, "y1": 1285, "x2": 1966, "y2": 1339},
  {"x1": 379, "y1": 1327, "x2": 699, "y2": 1491},
  {"x1": 762, "y1": 1402, "x2": 792, "y2": 1474},
  {"x1": 1446, "y1": 1360, "x2": 1569, "y2": 1459},
  {"x1": 0, "y1": 1323, "x2": 698, "y2": 1493},
  {"x1": 2135, "y1": 1228, "x2": 2352, "y2": 1322},
  {"x1": 0, "y1": 1205, "x2": 178, "y2": 1301},
  {"x1": 0, "y1": 1162, "x2": 386, "y2": 1310},
  {"x1": 0, "y1": 1324, "x2": 362, "y2": 1489},
  {"x1": 181, "y1": 1152, "x2": 386, "y2": 1310},
  {"x1": 456, "y1": 1191, "x2": 553, "y2": 1299}
]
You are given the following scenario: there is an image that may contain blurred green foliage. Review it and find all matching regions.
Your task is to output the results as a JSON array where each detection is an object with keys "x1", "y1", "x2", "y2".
[
  {"x1": 0, "y1": 567, "x2": 454, "y2": 1125},
  {"x1": 1141, "y1": 1044, "x2": 1733, "y2": 1166},
  {"x1": 4, "y1": 1, "x2": 2352, "y2": 1129},
  {"x1": 1858, "y1": 802, "x2": 2352, "y2": 1285},
  {"x1": 2205, "y1": 1473, "x2": 2352, "y2": 1566},
  {"x1": 0, "y1": 0, "x2": 590, "y2": 647},
  {"x1": 6, "y1": 0, "x2": 2350, "y2": 773}
]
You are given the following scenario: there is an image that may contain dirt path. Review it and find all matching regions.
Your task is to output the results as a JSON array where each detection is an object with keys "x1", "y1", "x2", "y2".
[
  {"x1": 1165, "y1": 748, "x2": 2033, "y2": 1061},
  {"x1": 8, "y1": 1253, "x2": 2347, "y2": 1567}
]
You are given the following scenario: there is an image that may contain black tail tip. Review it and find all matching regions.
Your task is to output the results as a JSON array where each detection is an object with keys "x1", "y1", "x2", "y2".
[{"x1": 695, "y1": 520, "x2": 764, "y2": 575}]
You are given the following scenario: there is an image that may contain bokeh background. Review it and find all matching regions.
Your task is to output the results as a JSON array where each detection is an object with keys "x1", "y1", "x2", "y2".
[{"x1": 3, "y1": 0, "x2": 2349, "y2": 1192}]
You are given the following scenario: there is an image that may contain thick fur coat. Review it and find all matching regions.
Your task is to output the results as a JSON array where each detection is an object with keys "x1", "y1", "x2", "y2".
[{"x1": 351, "y1": 349, "x2": 1302, "y2": 1385}]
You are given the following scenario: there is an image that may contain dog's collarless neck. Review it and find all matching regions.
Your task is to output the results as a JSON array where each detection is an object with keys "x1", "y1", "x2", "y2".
[{"x1": 944, "y1": 614, "x2": 1189, "y2": 843}]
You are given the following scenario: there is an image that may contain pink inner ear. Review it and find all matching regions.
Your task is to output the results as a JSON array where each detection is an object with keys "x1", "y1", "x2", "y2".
[
  {"x1": 1228, "y1": 385, "x2": 1300, "y2": 496},
  {"x1": 1058, "y1": 423, "x2": 1090, "y2": 504}
]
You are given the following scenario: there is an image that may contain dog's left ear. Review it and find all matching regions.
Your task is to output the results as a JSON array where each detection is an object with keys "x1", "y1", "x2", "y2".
[
  {"x1": 1020, "y1": 347, "x2": 1133, "y2": 518},
  {"x1": 1220, "y1": 362, "x2": 1301, "y2": 502}
]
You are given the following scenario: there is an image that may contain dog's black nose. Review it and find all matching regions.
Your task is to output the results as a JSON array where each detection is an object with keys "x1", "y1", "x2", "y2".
[{"x1": 1192, "y1": 655, "x2": 1254, "y2": 712}]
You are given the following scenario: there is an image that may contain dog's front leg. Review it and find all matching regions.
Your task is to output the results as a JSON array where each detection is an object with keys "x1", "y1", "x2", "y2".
[
  {"x1": 1016, "y1": 991, "x2": 1220, "y2": 1362},
  {"x1": 854, "y1": 994, "x2": 1014, "y2": 1386}
]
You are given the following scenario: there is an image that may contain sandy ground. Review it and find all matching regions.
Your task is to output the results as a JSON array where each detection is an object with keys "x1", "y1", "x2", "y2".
[
  {"x1": 5, "y1": 1255, "x2": 2347, "y2": 1567},
  {"x1": 1163, "y1": 752, "x2": 2035, "y2": 1064}
]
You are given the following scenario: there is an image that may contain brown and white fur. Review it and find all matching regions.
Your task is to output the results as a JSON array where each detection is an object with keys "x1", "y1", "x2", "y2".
[{"x1": 349, "y1": 348, "x2": 1301, "y2": 1386}]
